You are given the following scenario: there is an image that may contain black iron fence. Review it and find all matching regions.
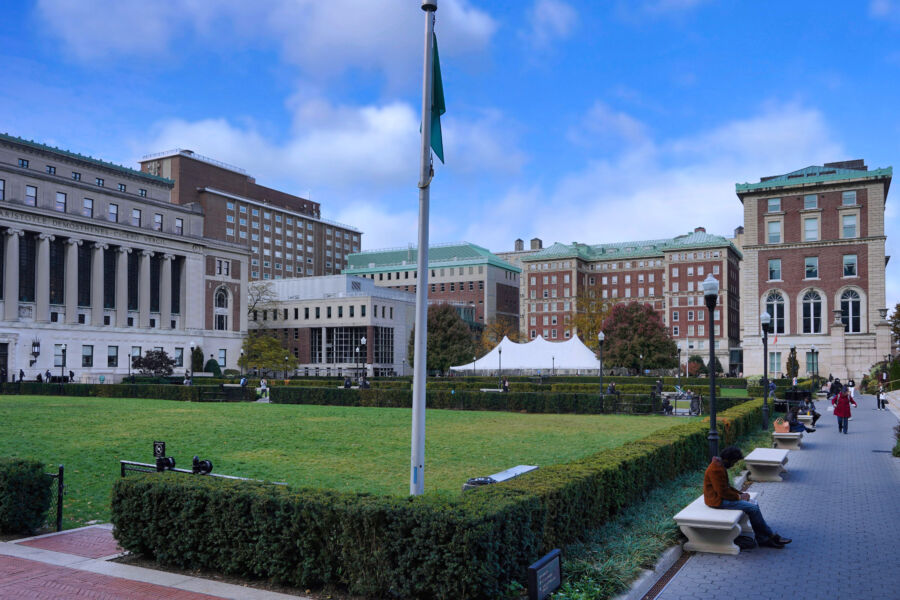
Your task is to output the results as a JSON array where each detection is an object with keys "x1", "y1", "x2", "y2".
[{"x1": 46, "y1": 464, "x2": 64, "y2": 532}]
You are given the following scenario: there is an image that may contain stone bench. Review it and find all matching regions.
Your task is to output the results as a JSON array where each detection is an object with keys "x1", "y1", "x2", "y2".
[
  {"x1": 798, "y1": 414, "x2": 814, "y2": 427},
  {"x1": 673, "y1": 492, "x2": 757, "y2": 555},
  {"x1": 479, "y1": 388, "x2": 503, "y2": 393},
  {"x1": 772, "y1": 432, "x2": 802, "y2": 450},
  {"x1": 744, "y1": 448, "x2": 789, "y2": 482}
]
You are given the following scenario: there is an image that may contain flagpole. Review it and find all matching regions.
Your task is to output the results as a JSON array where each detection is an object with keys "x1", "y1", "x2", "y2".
[{"x1": 411, "y1": 0, "x2": 436, "y2": 496}]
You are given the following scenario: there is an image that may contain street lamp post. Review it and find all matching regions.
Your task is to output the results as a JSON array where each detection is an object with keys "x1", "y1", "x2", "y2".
[
  {"x1": 760, "y1": 311, "x2": 772, "y2": 430},
  {"x1": 240, "y1": 349, "x2": 244, "y2": 378},
  {"x1": 552, "y1": 355, "x2": 555, "y2": 377},
  {"x1": 810, "y1": 345, "x2": 818, "y2": 398},
  {"x1": 472, "y1": 356, "x2": 476, "y2": 377},
  {"x1": 677, "y1": 347, "x2": 682, "y2": 380},
  {"x1": 59, "y1": 343, "x2": 66, "y2": 388},
  {"x1": 639, "y1": 353, "x2": 644, "y2": 376},
  {"x1": 702, "y1": 274, "x2": 720, "y2": 460},
  {"x1": 360, "y1": 335, "x2": 366, "y2": 381},
  {"x1": 283, "y1": 355, "x2": 289, "y2": 380},
  {"x1": 597, "y1": 331, "x2": 605, "y2": 395},
  {"x1": 498, "y1": 347, "x2": 503, "y2": 389}
]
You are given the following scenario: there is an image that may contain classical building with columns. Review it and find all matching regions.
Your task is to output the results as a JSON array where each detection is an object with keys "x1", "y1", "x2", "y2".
[
  {"x1": 0, "y1": 133, "x2": 248, "y2": 382},
  {"x1": 737, "y1": 160, "x2": 892, "y2": 380}
]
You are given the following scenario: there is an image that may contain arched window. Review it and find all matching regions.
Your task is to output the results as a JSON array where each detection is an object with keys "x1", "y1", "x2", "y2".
[
  {"x1": 802, "y1": 290, "x2": 822, "y2": 334},
  {"x1": 214, "y1": 287, "x2": 229, "y2": 330},
  {"x1": 766, "y1": 291, "x2": 785, "y2": 334},
  {"x1": 841, "y1": 289, "x2": 861, "y2": 333},
  {"x1": 215, "y1": 289, "x2": 228, "y2": 309}
]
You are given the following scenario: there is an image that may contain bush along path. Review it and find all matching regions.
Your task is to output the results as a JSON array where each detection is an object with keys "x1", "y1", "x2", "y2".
[{"x1": 549, "y1": 428, "x2": 773, "y2": 600}]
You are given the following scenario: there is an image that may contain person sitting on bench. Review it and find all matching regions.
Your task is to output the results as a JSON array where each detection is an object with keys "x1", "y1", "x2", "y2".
[
  {"x1": 662, "y1": 396, "x2": 674, "y2": 415},
  {"x1": 799, "y1": 396, "x2": 821, "y2": 426},
  {"x1": 705, "y1": 446, "x2": 792, "y2": 549},
  {"x1": 786, "y1": 406, "x2": 815, "y2": 433}
]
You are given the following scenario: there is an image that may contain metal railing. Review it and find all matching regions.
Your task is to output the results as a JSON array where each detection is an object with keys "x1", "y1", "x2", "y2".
[
  {"x1": 120, "y1": 461, "x2": 285, "y2": 485},
  {"x1": 46, "y1": 465, "x2": 64, "y2": 532}
]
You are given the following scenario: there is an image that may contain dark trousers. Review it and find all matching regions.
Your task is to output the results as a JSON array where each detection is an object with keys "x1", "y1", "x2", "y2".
[
  {"x1": 836, "y1": 416, "x2": 849, "y2": 433},
  {"x1": 810, "y1": 410, "x2": 821, "y2": 425},
  {"x1": 877, "y1": 397, "x2": 887, "y2": 409}
]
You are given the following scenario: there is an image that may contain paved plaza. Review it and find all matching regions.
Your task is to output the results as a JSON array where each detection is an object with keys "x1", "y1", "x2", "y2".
[{"x1": 655, "y1": 393, "x2": 900, "y2": 600}]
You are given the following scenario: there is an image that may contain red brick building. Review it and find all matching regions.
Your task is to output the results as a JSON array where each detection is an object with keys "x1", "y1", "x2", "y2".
[
  {"x1": 517, "y1": 228, "x2": 742, "y2": 373},
  {"x1": 737, "y1": 160, "x2": 892, "y2": 379},
  {"x1": 140, "y1": 150, "x2": 361, "y2": 281}
]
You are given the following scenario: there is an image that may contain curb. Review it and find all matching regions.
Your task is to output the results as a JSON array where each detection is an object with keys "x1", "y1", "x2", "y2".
[{"x1": 611, "y1": 545, "x2": 683, "y2": 600}]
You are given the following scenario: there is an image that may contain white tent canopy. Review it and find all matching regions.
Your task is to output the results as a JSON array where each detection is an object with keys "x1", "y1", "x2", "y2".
[{"x1": 450, "y1": 335, "x2": 601, "y2": 374}]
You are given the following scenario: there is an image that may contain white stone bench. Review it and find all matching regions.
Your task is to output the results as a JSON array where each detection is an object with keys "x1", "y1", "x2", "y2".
[
  {"x1": 479, "y1": 388, "x2": 503, "y2": 393},
  {"x1": 798, "y1": 414, "x2": 814, "y2": 427},
  {"x1": 772, "y1": 432, "x2": 802, "y2": 450},
  {"x1": 673, "y1": 492, "x2": 757, "y2": 555},
  {"x1": 744, "y1": 448, "x2": 789, "y2": 482}
]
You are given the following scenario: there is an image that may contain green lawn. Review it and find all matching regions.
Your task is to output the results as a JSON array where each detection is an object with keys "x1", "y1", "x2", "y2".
[
  {"x1": 2, "y1": 395, "x2": 690, "y2": 528},
  {"x1": 719, "y1": 387, "x2": 749, "y2": 398}
]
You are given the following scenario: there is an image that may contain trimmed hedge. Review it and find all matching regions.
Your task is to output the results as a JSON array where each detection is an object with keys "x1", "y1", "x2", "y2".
[
  {"x1": 111, "y1": 398, "x2": 764, "y2": 598},
  {"x1": 0, "y1": 458, "x2": 52, "y2": 534},
  {"x1": 269, "y1": 387, "x2": 742, "y2": 415}
]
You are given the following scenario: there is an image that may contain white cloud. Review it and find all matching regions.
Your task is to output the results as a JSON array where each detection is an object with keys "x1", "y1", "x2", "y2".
[
  {"x1": 463, "y1": 103, "x2": 846, "y2": 255},
  {"x1": 869, "y1": 0, "x2": 896, "y2": 18},
  {"x1": 36, "y1": 0, "x2": 496, "y2": 82},
  {"x1": 569, "y1": 101, "x2": 650, "y2": 148},
  {"x1": 526, "y1": 0, "x2": 577, "y2": 47}
]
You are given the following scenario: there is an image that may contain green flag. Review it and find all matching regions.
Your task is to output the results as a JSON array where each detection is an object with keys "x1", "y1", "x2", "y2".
[{"x1": 431, "y1": 33, "x2": 445, "y2": 163}]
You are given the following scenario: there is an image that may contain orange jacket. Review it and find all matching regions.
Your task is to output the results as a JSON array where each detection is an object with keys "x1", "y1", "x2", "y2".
[{"x1": 703, "y1": 457, "x2": 741, "y2": 507}]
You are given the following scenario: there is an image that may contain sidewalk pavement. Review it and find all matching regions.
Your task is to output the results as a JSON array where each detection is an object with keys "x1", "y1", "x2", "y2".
[
  {"x1": 0, "y1": 524, "x2": 310, "y2": 600},
  {"x1": 655, "y1": 393, "x2": 900, "y2": 600}
]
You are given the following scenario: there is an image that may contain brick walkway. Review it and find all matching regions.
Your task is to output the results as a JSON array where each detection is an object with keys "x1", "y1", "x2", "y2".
[
  {"x1": 0, "y1": 525, "x2": 309, "y2": 600},
  {"x1": 655, "y1": 393, "x2": 900, "y2": 600}
]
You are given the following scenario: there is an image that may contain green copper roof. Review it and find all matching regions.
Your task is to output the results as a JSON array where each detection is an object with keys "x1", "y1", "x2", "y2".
[
  {"x1": 1, "y1": 132, "x2": 175, "y2": 186},
  {"x1": 344, "y1": 242, "x2": 520, "y2": 274},
  {"x1": 736, "y1": 165, "x2": 892, "y2": 193},
  {"x1": 522, "y1": 230, "x2": 742, "y2": 262}
]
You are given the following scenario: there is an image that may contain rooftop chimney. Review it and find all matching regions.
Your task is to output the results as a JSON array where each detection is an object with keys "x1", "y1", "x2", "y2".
[
  {"x1": 530, "y1": 237, "x2": 543, "y2": 250},
  {"x1": 514, "y1": 238, "x2": 524, "y2": 252}
]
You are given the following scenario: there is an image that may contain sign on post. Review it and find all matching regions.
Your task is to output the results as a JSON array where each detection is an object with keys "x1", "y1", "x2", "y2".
[
  {"x1": 528, "y1": 549, "x2": 561, "y2": 600},
  {"x1": 153, "y1": 441, "x2": 166, "y2": 458}
]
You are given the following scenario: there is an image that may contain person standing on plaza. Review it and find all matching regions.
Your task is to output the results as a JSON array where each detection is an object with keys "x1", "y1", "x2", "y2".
[
  {"x1": 876, "y1": 385, "x2": 888, "y2": 411},
  {"x1": 832, "y1": 386, "x2": 857, "y2": 434},
  {"x1": 848, "y1": 377, "x2": 856, "y2": 401}
]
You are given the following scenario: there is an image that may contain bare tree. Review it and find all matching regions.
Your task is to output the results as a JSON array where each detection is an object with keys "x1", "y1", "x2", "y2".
[{"x1": 247, "y1": 281, "x2": 277, "y2": 329}]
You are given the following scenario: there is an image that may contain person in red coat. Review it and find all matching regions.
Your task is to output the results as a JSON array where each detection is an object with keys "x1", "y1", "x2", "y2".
[{"x1": 832, "y1": 386, "x2": 857, "y2": 434}]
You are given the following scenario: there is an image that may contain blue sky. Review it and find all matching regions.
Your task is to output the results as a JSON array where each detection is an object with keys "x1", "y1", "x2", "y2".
[{"x1": 2, "y1": 0, "x2": 899, "y2": 305}]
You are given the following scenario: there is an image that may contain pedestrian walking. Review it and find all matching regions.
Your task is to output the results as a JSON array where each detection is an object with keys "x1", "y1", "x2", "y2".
[
  {"x1": 831, "y1": 386, "x2": 857, "y2": 434},
  {"x1": 876, "y1": 385, "x2": 888, "y2": 411}
]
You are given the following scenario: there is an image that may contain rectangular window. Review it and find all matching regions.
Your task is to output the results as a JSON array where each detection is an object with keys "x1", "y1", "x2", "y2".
[
  {"x1": 673, "y1": 311, "x2": 679, "y2": 321},
  {"x1": 175, "y1": 218, "x2": 183, "y2": 235},
  {"x1": 673, "y1": 326, "x2": 679, "y2": 336},
  {"x1": 46, "y1": 165, "x2": 55, "y2": 174},
  {"x1": 767, "y1": 198, "x2": 781, "y2": 212},
  {"x1": 139, "y1": 188, "x2": 147, "y2": 197},
  {"x1": 55, "y1": 192, "x2": 66, "y2": 212},
  {"x1": 767, "y1": 221, "x2": 781, "y2": 244},
  {"x1": 82, "y1": 345, "x2": 94, "y2": 367},
  {"x1": 842, "y1": 214, "x2": 857, "y2": 238},
  {"x1": 108, "y1": 203, "x2": 118, "y2": 222},
  {"x1": 174, "y1": 347, "x2": 184, "y2": 367},
  {"x1": 804, "y1": 256, "x2": 819, "y2": 278},
  {"x1": 768, "y1": 259, "x2": 781, "y2": 280},
  {"x1": 72, "y1": 171, "x2": 81, "y2": 181},
  {"x1": 25, "y1": 185, "x2": 37, "y2": 206},
  {"x1": 82, "y1": 197, "x2": 93, "y2": 217},
  {"x1": 95, "y1": 177, "x2": 104, "y2": 187},
  {"x1": 107, "y1": 345, "x2": 118, "y2": 367},
  {"x1": 0, "y1": 179, "x2": 4, "y2": 200},
  {"x1": 132, "y1": 208, "x2": 141, "y2": 227},
  {"x1": 154, "y1": 213, "x2": 163, "y2": 231},
  {"x1": 842, "y1": 190, "x2": 857, "y2": 205},
  {"x1": 803, "y1": 217, "x2": 818, "y2": 241},
  {"x1": 688, "y1": 310, "x2": 695, "y2": 321},
  {"x1": 804, "y1": 194, "x2": 817, "y2": 209},
  {"x1": 218, "y1": 349, "x2": 226, "y2": 368},
  {"x1": 327, "y1": 306, "x2": 332, "y2": 318},
  {"x1": 18, "y1": 158, "x2": 29, "y2": 168},
  {"x1": 843, "y1": 254, "x2": 857, "y2": 277},
  {"x1": 118, "y1": 183, "x2": 126, "y2": 192},
  {"x1": 769, "y1": 352, "x2": 782, "y2": 374},
  {"x1": 54, "y1": 344, "x2": 66, "y2": 367}
]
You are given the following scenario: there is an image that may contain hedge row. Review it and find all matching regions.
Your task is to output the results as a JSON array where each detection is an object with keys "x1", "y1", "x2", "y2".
[
  {"x1": 0, "y1": 458, "x2": 52, "y2": 534},
  {"x1": 0, "y1": 383, "x2": 242, "y2": 402},
  {"x1": 111, "y1": 398, "x2": 764, "y2": 598},
  {"x1": 269, "y1": 387, "x2": 742, "y2": 415}
]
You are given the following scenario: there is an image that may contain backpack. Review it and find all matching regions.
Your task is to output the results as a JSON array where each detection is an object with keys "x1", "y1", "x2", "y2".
[{"x1": 735, "y1": 535, "x2": 757, "y2": 550}]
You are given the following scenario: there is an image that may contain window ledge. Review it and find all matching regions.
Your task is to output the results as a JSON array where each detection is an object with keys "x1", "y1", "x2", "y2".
[
  {"x1": 842, "y1": 275, "x2": 859, "y2": 279},
  {"x1": 767, "y1": 279, "x2": 783, "y2": 283},
  {"x1": 803, "y1": 277, "x2": 820, "y2": 281}
]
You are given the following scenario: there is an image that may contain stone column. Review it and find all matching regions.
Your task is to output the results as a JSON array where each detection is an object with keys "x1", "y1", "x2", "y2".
[
  {"x1": 91, "y1": 243, "x2": 107, "y2": 326},
  {"x1": 830, "y1": 308, "x2": 847, "y2": 380},
  {"x1": 116, "y1": 247, "x2": 130, "y2": 327},
  {"x1": 64, "y1": 238, "x2": 81, "y2": 324},
  {"x1": 160, "y1": 254, "x2": 173, "y2": 329},
  {"x1": 139, "y1": 250, "x2": 152, "y2": 328},
  {"x1": 3, "y1": 229, "x2": 23, "y2": 322},
  {"x1": 35, "y1": 233, "x2": 55, "y2": 323}
]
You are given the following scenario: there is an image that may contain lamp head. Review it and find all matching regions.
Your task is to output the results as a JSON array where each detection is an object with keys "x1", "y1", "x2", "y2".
[
  {"x1": 760, "y1": 311, "x2": 772, "y2": 330},
  {"x1": 597, "y1": 331, "x2": 605, "y2": 343},
  {"x1": 701, "y1": 274, "x2": 719, "y2": 298},
  {"x1": 361, "y1": 336, "x2": 366, "y2": 345}
]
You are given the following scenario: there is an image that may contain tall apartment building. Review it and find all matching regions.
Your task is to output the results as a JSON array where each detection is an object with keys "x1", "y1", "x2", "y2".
[
  {"x1": 251, "y1": 275, "x2": 415, "y2": 377},
  {"x1": 343, "y1": 242, "x2": 520, "y2": 328},
  {"x1": 736, "y1": 160, "x2": 892, "y2": 379},
  {"x1": 519, "y1": 228, "x2": 742, "y2": 373},
  {"x1": 0, "y1": 133, "x2": 247, "y2": 381},
  {"x1": 495, "y1": 237, "x2": 545, "y2": 338},
  {"x1": 139, "y1": 150, "x2": 361, "y2": 281}
]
